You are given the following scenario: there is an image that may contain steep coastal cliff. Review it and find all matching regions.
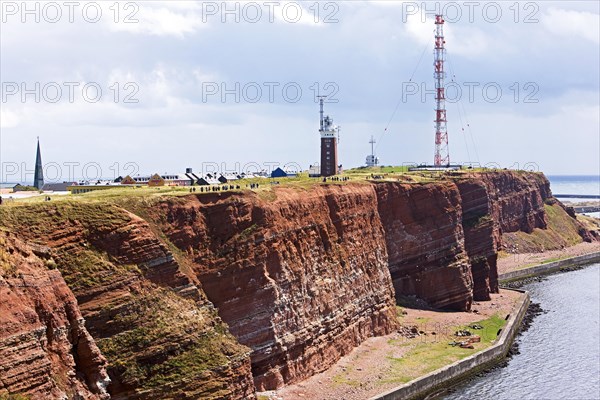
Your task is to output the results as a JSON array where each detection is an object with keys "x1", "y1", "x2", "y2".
[
  {"x1": 0, "y1": 171, "x2": 595, "y2": 398},
  {"x1": 455, "y1": 171, "x2": 550, "y2": 300},
  {"x1": 0, "y1": 232, "x2": 109, "y2": 399},
  {"x1": 147, "y1": 185, "x2": 399, "y2": 390},
  {"x1": 0, "y1": 204, "x2": 255, "y2": 400}
]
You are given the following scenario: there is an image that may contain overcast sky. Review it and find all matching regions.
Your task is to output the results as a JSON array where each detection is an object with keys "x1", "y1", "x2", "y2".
[{"x1": 1, "y1": 1, "x2": 599, "y2": 182}]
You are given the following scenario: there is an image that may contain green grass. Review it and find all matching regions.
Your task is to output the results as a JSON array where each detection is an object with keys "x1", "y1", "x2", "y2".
[
  {"x1": 97, "y1": 288, "x2": 249, "y2": 391},
  {"x1": 4, "y1": 168, "x2": 541, "y2": 210},
  {"x1": 0, "y1": 202, "x2": 141, "y2": 291},
  {"x1": 396, "y1": 306, "x2": 406, "y2": 319},
  {"x1": 2, "y1": 167, "x2": 492, "y2": 207},
  {"x1": 503, "y1": 203, "x2": 583, "y2": 253},
  {"x1": 331, "y1": 373, "x2": 361, "y2": 388},
  {"x1": 0, "y1": 202, "x2": 131, "y2": 236},
  {"x1": 578, "y1": 214, "x2": 600, "y2": 232},
  {"x1": 0, "y1": 393, "x2": 30, "y2": 400},
  {"x1": 514, "y1": 254, "x2": 573, "y2": 271},
  {"x1": 382, "y1": 314, "x2": 506, "y2": 384},
  {"x1": 464, "y1": 214, "x2": 493, "y2": 229},
  {"x1": 58, "y1": 248, "x2": 141, "y2": 291},
  {"x1": 345, "y1": 165, "x2": 412, "y2": 174},
  {"x1": 11, "y1": 184, "x2": 39, "y2": 192},
  {"x1": 8, "y1": 186, "x2": 193, "y2": 204}
]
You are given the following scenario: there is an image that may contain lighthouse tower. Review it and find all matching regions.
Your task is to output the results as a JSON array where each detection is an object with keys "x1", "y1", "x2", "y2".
[{"x1": 318, "y1": 97, "x2": 340, "y2": 177}]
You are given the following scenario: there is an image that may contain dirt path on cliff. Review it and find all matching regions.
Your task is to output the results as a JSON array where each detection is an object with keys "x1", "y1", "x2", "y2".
[
  {"x1": 497, "y1": 241, "x2": 600, "y2": 275},
  {"x1": 261, "y1": 290, "x2": 522, "y2": 400}
]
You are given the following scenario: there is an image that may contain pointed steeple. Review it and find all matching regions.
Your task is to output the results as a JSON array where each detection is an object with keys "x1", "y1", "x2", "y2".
[{"x1": 34, "y1": 137, "x2": 44, "y2": 189}]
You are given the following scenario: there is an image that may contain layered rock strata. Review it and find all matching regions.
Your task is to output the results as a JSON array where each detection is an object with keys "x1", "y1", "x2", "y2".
[
  {"x1": 0, "y1": 232, "x2": 109, "y2": 399},
  {"x1": 0, "y1": 171, "x2": 594, "y2": 398}
]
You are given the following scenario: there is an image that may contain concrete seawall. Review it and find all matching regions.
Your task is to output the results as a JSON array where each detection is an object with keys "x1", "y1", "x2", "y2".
[
  {"x1": 370, "y1": 290, "x2": 530, "y2": 400},
  {"x1": 498, "y1": 252, "x2": 600, "y2": 283}
]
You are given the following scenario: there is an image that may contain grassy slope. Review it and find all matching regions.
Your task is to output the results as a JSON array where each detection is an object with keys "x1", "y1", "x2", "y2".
[
  {"x1": 0, "y1": 202, "x2": 250, "y2": 398},
  {"x1": 0, "y1": 202, "x2": 138, "y2": 291},
  {"x1": 383, "y1": 314, "x2": 506, "y2": 384},
  {"x1": 6, "y1": 166, "x2": 486, "y2": 206},
  {"x1": 502, "y1": 203, "x2": 584, "y2": 253},
  {"x1": 96, "y1": 288, "x2": 245, "y2": 394}
]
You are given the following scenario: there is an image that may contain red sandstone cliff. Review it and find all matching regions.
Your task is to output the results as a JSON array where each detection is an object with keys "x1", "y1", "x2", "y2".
[
  {"x1": 148, "y1": 185, "x2": 399, "y2": 390},
  {"x1": 0, "y1": 204, "x2": 256, "y2": 399},
  {"x1": 374, "y1": 181, "x2": 474, "y2": 310},
  {"x1": 453, "y1": 172, "x2": 551, "y2": 301},
  {"x1": 0, "y1": 231, "x2": 109, "y2": 399},
  {"x1": 0, "y1": 171, "x2": 595, "y2": 398}
]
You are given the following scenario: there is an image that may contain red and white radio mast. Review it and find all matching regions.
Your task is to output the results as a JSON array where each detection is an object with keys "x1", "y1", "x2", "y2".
[{"x1": 433, "y1": 14, "x2": 449, "y2": 166}]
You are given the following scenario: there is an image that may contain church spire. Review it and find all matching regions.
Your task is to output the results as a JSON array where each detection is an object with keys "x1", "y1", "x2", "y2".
[{"x1": 34, "y1": 137, "x2": 44, "y2": 189}]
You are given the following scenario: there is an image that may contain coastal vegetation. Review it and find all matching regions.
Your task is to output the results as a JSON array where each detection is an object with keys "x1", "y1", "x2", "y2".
[
  {"x1": 382, "y1": 314, "x2": 507, "y2": 384},
  {"x1": 503, "y1": 203, "x2": 585, "y2": 253}
]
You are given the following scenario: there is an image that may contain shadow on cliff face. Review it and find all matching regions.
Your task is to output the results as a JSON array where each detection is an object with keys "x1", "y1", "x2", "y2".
[{"x1": 374, "y1": 181, "x2": 476, "y2": 312}]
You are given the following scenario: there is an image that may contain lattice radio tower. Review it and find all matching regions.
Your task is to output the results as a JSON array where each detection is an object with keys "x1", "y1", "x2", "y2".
[{"x1": 433, "y1": 14, "x2": 449, "y2": 166}]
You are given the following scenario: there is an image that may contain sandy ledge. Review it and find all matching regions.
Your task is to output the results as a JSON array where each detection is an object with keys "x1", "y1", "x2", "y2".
[{"x1": 497, "y1": 241, "x2": 600, "y2": 275}]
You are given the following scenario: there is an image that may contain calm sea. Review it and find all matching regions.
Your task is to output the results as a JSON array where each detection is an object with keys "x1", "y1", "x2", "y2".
[
  {"x1": 548, "y1": 175, "x2": 600, "y2": 198},
  {"x1": 443, "y1": 264, "x2": 600, "y2": 400},
  {"x1": 548, "y1": 175, "x2": 600, "y2": 218}
]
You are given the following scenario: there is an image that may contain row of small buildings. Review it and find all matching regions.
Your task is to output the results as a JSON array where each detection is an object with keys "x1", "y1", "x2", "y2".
[{"x1": 66, "y1": 167, "x2": 300, "y2": 194}]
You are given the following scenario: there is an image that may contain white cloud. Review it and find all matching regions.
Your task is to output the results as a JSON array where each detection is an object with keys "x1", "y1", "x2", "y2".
[
  {"x1": 542, "y1": 8, "x2": 600, "y2": 44},
  {"x1": 1, "y1": 1, "x2": 598, "y2": 175},
  {"x1": 404, "y1": 13, "x2": 433, "y2": 46},
  {"x1": 0, "y1": 108, "x2": 20, "y2": 129},
  {"x1": 107, "y1": 2, "x2": 204, "y2": 38},
  {"x1": 403, "y1": 12, "x2": 489, "y2": 58},
  {"x1": 270, "y1": 1, "x2": 326, "y2": 26}
]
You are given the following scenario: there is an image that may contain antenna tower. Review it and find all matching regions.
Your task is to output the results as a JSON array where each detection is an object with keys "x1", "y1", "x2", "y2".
[{"x1": 434, "y1": 14, "x2": 449, "y2": 166}]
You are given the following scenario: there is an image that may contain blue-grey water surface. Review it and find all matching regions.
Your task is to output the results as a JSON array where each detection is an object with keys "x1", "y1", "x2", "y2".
[{"x1": 443, "y1": 263, "x2": 600, "y2": 400}]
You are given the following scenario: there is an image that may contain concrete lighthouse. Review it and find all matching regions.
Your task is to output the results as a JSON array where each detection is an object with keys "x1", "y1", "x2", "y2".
[{"x1": 318, "y1": 97, "x2": 340, "y2": 177}]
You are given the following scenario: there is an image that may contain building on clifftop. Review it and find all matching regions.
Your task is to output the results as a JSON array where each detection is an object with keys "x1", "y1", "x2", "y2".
[
  {"x1": 318, "y1": 97, "x2": 340, "y2": 177},
  {"x1": 33, "y1": 138, "x2": 44, "y2": 189}
]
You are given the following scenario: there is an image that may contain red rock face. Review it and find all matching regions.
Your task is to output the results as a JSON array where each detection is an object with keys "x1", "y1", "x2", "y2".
[
  {"x1": 454, "y1": 172, "x2": 556, "y2": 300},
  {"x1": 151, "y1": 186, "x2": 399, "y2": 391},
  {"x1": 148, "y1": 172, "x2": 572, "y2": 389},
  {"x1": 0, "y1": 232, "x2": 109, "y2": 399},
  {"x1": 374, "y1": 182, "x2": 474, "y2": 311},
  {"x1": 1, "y1": 171, "x2": 593, "y2": 398},
  {"x1": 476, "y1": 171, "x2": 550, "y2": 234},
  {"x1": 455, "y1": 179, "x2": 500, "y2": 301},
  {"x1": 0, "y1": 204, "x2": 256, "y2": 400}
]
